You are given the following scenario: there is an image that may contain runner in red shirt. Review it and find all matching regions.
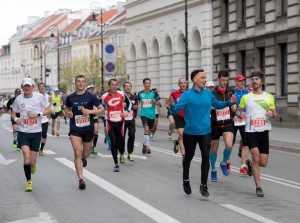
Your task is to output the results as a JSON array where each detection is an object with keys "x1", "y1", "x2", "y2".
[{"x1": 101, "y1": 79, "x2": 131, "y2": 172}]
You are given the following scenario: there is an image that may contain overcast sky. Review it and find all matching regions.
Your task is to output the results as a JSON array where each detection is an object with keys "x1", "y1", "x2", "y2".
[{"x1": 0, "y1": 0, "x2": 126, "y2": 46}]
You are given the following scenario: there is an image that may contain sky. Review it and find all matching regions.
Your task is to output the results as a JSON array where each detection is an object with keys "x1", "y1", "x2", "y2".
[{"x1": 0, "y1": 0, "x2": 126, "y2": 46}]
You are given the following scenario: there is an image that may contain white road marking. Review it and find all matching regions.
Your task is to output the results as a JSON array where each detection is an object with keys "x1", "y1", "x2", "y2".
[
  {"x1": 43, "y1": 150, "x2": 57, "y2": 155},
  {"x1": 55, "y1": 157, "x2": 180, "y2": 223},
  {"x1": 97, "y1": 152, "x2": 148, "y2": 160},
  {"x1": 221, "y1": 204, "x2": 278, "y2": 223},
  {"x1": 0, "y1": 153, "x2": 17, "y2": 165},
  {"x1": 7, "y1": 212, "x2": 57, "y2": 223}
]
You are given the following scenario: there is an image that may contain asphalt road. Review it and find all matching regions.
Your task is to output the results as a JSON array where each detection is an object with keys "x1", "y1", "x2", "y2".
[{"x1": 1, "y1": 114, "x2": 299, "y2": 223}]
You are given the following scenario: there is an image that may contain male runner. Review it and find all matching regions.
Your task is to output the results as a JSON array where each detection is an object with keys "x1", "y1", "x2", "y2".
[
  {"x1": 237, "y1": 71, "x2": 277, "y2": 197},
  {"x1": 169, "y1": 78, "x2": 188, "y2": 156},
  {"x1": 137, "y1": 78, "x2": 161, "y2": 154},
  {"x1": 232, "y1": 74, "x2": 249, "y2": 174},
  {"x1": 170, "y1": 70, "x2": 236, "y2": 197},
  {"x1": 121, "y1": 81, "x2": 139, "y2": 161},
  {"x1": 65, "y1": 75, "x2": 104, "y2": 190},
  {"x1": 101, "y1": 79, "x2": 130, "y2": 172},
  {"x1": 11, "y1": 78, "x2": 51, "y2": 191},
  {"x1": 205, "y1": 81, "x2": 215, "y2": 90},
  {"x1": 87, "y1": 84, "x2": 100, "y2": 155},
  {"x1": 6, "y1": 88, "x2": 22, "y2": 150},
  {"x1": 38, "y1": 83, "x2": 51, "y2": 156},
  {"x1": 166, "y1": 88, "x2": 176, "y2": 142},
  {"x1": 209, "y1": 69, "x2": 235, "y2": 182},
  {"x1": 51, "y1": 87, "x2": 63, "y2": 136}
]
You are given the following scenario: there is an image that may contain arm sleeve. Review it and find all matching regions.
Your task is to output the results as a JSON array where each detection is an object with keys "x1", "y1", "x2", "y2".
[
  {"x1": 11, "y1": 100, "x2": 20, "y2": 113},
  {"x1": 211, "y1": 92, "x2": 230, "y2": 109},
  {"x1": 65, "y1": 96, "x2": 71, "y2": 108},
  {"x1": 239, "y1": 95, "x2": 247, "y2": 109}
]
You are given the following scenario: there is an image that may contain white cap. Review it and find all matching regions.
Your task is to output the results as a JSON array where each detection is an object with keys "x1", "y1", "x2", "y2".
[
  {"x1": 22, "y1": 78, "x2": 34, "y2": 86},
  {"x1": 53, "y1": 87, "x2": 59, "y2": 92},
  {"x1": 205, "y1": 81, "x2": 215, "y2": 87},
  {"x1": 87, "y1": 84, "x2": 94, "y2": 89}
]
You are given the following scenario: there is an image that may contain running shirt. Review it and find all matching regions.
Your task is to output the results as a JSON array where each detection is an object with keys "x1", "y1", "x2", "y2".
[
  {"x1": 171, "y1": 89, "x2": 185, "y2": 118},
  {"x1": 239, "y1": 92, "x2": 275, "y2": 132},
  {"x1": 66, "y1": 91, "x2": 101, "y2": 132},
  {"x1": 101, "y1": 90, "x2": 131, "y2": 122},
  {"x1": 233, "y1": 88, "x2": 248, "y2": 126},
  {"x1": 7, "y1": 96, "x2": 21, "y2": 118},
  {"x1": 137, "y1": 90, "x2": 161, "y2": 119},
  {"x1": 11, "y1": 92, "x2": 49, "y2": 133},
  {"x1": 52, "y1": 94, "x2": 62, "y2": 112},
  {"x1": 41, "y1": 93, "x2": 50, "y2": 124},
  {"x1": 124, "y1": 93, "x2": 138, "y2": 121}
]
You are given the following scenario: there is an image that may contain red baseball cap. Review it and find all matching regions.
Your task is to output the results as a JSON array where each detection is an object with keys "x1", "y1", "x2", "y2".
[{"x1": 235, "y1": 74, "x2": 246, "y2": 81}]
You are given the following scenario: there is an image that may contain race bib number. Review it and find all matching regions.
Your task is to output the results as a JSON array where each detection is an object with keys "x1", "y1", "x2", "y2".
[
  {"x1": 75, "y1": 115, "x2": 90, "y2": 127},
  {"x1": 216, "y1": 107, "x2": 230, "y2": 121},
  {"x1": 109, "y1": 111, "x2": 122, "y2": 122},
  {"x1": 142, "y1": 99, "x2": 152, "y2": 108},
  {"x1": 23, "y1": 118, "x2": 38, "y2": 129},
  {"x1": 234, "y1": 116, "x2": 246, "y2": 126},
  {"x1": 250, "y1": 115, "x2": 266, "y2": 132},
  {"x1": 125, "y1": 111, "x2": 134, "y2": 121}
]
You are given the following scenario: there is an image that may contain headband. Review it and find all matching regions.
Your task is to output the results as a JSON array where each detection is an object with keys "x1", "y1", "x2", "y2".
[{"x1": 192, "y1": 72, "x2": 205, "y2": 83}]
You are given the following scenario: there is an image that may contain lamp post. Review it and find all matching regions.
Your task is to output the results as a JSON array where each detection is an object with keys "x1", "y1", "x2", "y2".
[
  {"x1": 184, "y1": 0, "x2": 189, "y2": 84},
  {"x1": 49, "y1": 25, "x2": 60, "y2": 90},
  {"x1": 91, "y1": 2, "x2": 104, "y2": 93},
  {"x1": 34, "y1": 42, "x2": 43, "y2": 83}
]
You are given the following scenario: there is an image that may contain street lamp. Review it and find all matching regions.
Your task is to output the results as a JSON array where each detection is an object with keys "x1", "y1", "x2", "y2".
[
  {"x1": 49, "y1": 25, "x2": 60, "y2": 90},
  {"x1": 91, "y1": 2, "x2": 104, "y2": 93},
  {"x1": 34, "y1": 43, "x2": 43, "y2": 83},
  {"x1": 184, "y1": 0, "x2": 189, "y2": 84}
]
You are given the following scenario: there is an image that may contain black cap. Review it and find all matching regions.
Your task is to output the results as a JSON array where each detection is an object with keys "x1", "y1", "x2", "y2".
[
  {"x1": 15, "y1": 89, "x2": 21, "y2": 94},
  {"x1": 251, "y1": 71, "x2": 264, "y2": 81}
]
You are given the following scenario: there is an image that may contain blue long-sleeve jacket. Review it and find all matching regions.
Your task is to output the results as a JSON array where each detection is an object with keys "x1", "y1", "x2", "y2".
[{"x1": 170, "y1": 86, "x2": 232, "y2": 135}]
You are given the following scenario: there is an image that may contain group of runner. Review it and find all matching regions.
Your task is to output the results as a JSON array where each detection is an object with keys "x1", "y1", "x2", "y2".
[{"x1": 8, "y1": 69, "x2": 276, "y2": 198}]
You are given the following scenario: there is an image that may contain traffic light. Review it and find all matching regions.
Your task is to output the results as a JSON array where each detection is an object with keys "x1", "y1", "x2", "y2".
[{"x1": 45, "y1": 68, "x2": 51, "y2": 77}]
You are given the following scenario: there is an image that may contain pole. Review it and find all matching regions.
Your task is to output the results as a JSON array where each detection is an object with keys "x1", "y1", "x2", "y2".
[
  {"x1": 101, "y1": 9, "x2": 104, "y2": 93},
  {"x1": 57, "y1": 29, "x2": 60, "y2": 90},
  {"x1": 40, "y1": 41, "x2": 43, "y2": 83},
  {"x1": 184, "y1": 0, "x2": 189, "y2": 83}
]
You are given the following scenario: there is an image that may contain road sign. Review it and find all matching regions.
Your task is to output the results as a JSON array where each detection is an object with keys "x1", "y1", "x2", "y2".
[
  {"x1": 105, "y1": 62, "x2": 115, "y2": 72},
  {"x1": 103, "y1": 43, "x2": 117, "y2": 62}
]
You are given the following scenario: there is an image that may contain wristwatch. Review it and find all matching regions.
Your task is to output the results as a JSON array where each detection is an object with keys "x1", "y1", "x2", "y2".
[{"x1": 38, "y1": 112, "x2": 43, "y2": 116}]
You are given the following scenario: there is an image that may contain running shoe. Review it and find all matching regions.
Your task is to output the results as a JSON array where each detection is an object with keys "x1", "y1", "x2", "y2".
[
  {"x1": 128, "y1": 153, "x2": 134, "y2": 162},
  {"x1": 25, "y1": 181, "x2": 32, "y2": 192},
  {"x1": 16, "y1": 147, "x2": 21, "y2": 151},
  {"x1": 56, "y1": 131, "x2": 60, "y2": 137},
  {"x1": 183, "y1": 179, "x2": 191, "y2": 195},
  {"x1": 220, "y1": 162, "x2": 229, "y2": 176},
  {"x1": 173, "y1": 140, "x2": 179, "y2": 153},
  {"x1": 200, "y1": 185, "x2": 209, "y2": 197},
  {"x1": 79, "y1": 179, "x2": 86, "y2": 190},
  {"x1": 226, "y1": 162, "x2": 231, "y2": 173},
  {"x1": 39, "y1": 149, "x2": 44, "y2": 156},
  {"x1": 91, "y1": 147, "x2": 97, "y2": 155},
  {"x1": 246, "y1": 159, "x2": 253, "y2": 177},
  {"x1": 12, "y1": 140, "x2": 17, "y2": 148},
  {"x1": 238, "y1": 148, "x2": 241, "y2": 158},
  {"x1": 256, "y1": 187, "x2": 264, "y2": 197},
  {"x1": 211, "y1": 169, "x2": 217, "y2": 182},
  {"x1": 113, "y1": 164, "x2": 120, "y2": 172},
  {"x1": 239, "y1": 166, "x2": 248, "y2": 175},
  {"x1": 82, "y1": 157, "x2": 87, "y2": 167},
  {"x1": 120, "y1": 154, "x2": 125, "y2": 164},
  {"x1": 142, "y1": 144, "x2": 147, "y2": 154},
  {"x1": 168, "y1": 132, "x2": 172, "y2": 141},
  {"x1": 52, "y1": 130, "x2": 55, "y2": 136},
  {"x1": 146, "y1": 147, "x2": 151, "y2": 154},
  {"x1": 31, "y1": 164, "x2": 36, "y2": 174}
]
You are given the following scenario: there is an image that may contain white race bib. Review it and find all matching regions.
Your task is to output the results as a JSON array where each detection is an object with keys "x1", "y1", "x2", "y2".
[
  {"x1": 216, "y1": 107, "x2": 230, "y2": 121},
  {"x1": 250, "y1": 115, "x2": 266, "y2": 132},
  {"x1": 142, "y1": 99, "x2": 152, "y2": 108},
  {"x1": 234, "y1": 116, "x2": 246, "y2": 126},
  {"x1": 23, "y1": 118, "x2": 38, "y2": 129},
  {"x1": 75, "y1": 115, "x2": 90, "y2": 127},
  {"x1": 109, "y1": 111, "x2": 122, "y2": 122},
  {"x1": 125, "y1": 111, "x2": 134, "y2": 121}
]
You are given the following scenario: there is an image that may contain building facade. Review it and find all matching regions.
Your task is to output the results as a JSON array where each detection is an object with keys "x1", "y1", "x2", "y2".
[{"x1": 212, "y1": 0, "x2": 300, "y2": 122}]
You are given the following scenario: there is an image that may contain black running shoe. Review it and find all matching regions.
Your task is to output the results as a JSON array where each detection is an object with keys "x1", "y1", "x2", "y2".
[
  {"x1": 79, "y1": 179, "x2": 86, "y2": 190},
  {"x1": 200, "y1": 185, "x2": 209, "y2": 197},
  {"x1": 82, "y1": 157, "x2": 87, "y2": 167},
  {"x1": 256, "y1": 187, "x2": 264, "y2": 197},
  {"x1": 183, "y1": 179, "x2": 192, "y2": 195},
  {"x1": 246, "y1": 159, "x2": 253, "y2": 176}
]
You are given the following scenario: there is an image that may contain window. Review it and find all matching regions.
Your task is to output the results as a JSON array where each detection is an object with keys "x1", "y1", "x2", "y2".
[
  {"x1": 117, "y1": 35, "x2": 122, "y2": 47},
  {"x1": 240, "y1": 50, "x2": 246, "y2": 75},
  {"x1": 282, "y1": 0, "x2": 287, "y2": 16},
  {"x1": 258, "y1": 47, "x2": 265, "y2": 73},
  {"x1": 280, "y1": 43, "x2": 288, "y2": 96},
  {"x1": 241, "y1": 0, "x2": 247, "y2": 25},
  {"x1": 259, "y1": 0, "x2": 265, "y2": 21},
  {"x1": 221, "y1": 53, "x2": 229, "y2": 69},
  {"x1": 222, "y1": 0, "x2": 229, "y2": 30},
  {"x1": 109, "y1": 36, "x2": 114, "y2": 44}
]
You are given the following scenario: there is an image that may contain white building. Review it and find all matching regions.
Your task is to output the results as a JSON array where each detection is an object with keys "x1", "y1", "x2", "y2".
[{"x1": 125, "y1": 0, "x2": 213, "y2": 97}]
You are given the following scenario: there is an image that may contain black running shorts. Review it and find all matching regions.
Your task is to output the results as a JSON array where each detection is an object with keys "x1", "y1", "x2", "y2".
[
  {"x1": 174, "y1": 115, "x2": 185, "y2": 129},
  {"x1": 211, "y1": 124, "x2": 234, "y2": 140},
  {"x1": 246, "y1": 131, "x2": 269, "y2": 154},
  {"x1": 69, "y1": 130, "x2": 94, "y2": 143},
  {"x1": 140, "y1": 116, "x2": 155, "y2": 129},
  {"x1": 17, "y1": 131, "x2": 42, "y2": 152}
]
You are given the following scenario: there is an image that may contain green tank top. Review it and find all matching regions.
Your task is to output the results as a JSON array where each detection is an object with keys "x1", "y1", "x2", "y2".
[{"x1": 52, "y1": 94, "x2": 62, "y2": 112}]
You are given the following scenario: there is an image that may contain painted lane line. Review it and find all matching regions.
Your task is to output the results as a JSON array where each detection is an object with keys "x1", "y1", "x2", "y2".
[
  {"x1": 43, "y1": 150, "x2": 57, "y2": 155},
  {"x1": 0, "y1": 153, "x2": 17, "y2": 165},
  {"x1": 6, "y1": 212, "x2": 57, "y2": 223},
  {"x1": 221, "y1": 204, "x2": 278, "y2": 223},
  {"x1": 55, "y1": 158, "x2": 180, "y2": 223},
  {"x1": 97, "y1": 152, "x2": 148, "y2": 160}
]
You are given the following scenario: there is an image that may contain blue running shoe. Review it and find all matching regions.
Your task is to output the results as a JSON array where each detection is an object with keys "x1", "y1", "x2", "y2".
[
  {"x1": 220, "y1": 162, "x2": 229, "y2": 176},
  {"x1": 211, "y1": 169, "x2": 217, "y2": 182}
]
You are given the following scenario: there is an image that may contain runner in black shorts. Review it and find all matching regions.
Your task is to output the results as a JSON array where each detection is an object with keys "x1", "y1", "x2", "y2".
[
  {"x1": 209, "y1": 70, "x2": 235, "y2": 182},
  {"x1": 65, "y1": 75, "x2": 104, "y2": 190}
]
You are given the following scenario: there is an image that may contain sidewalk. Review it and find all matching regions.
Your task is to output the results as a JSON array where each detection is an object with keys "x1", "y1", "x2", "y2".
[{"x1": 135, "y1": 117, "x2": 300, "y2": 154}]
